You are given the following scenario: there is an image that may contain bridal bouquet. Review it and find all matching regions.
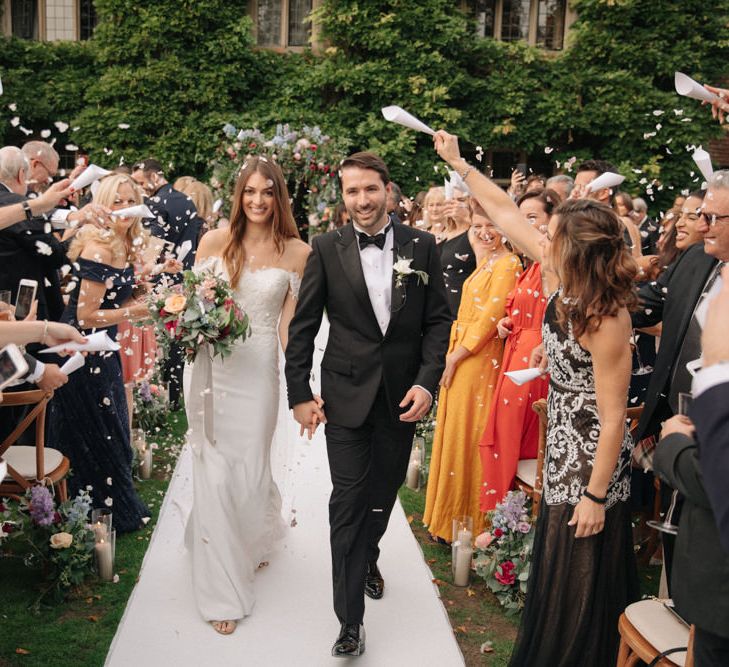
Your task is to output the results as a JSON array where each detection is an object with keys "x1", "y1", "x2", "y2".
[
  {"x1": 148, "y1": 269, "x2": 251, "y2": 363},
  {"x1": 473, "y1": 490, "x2": 534, "y2": 615}
]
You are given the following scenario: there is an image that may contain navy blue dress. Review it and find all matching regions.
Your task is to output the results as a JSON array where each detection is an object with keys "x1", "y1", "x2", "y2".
[{"x1": 49, "y1": 258, "x2": 149, "y2": 533}]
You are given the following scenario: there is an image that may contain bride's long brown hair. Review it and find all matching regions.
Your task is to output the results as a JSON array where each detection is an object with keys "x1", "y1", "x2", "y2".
[
  {"x1": 222, "y1": 156, "x2": 300, "y2": 287},
  {"x1": 552, "y1": 199, "x2": 638, "y2": 339}
]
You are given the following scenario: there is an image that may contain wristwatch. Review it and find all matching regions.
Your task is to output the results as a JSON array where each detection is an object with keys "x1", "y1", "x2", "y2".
[{"x1": 21, "y1": 200, "x2": 33, "y2": 222}]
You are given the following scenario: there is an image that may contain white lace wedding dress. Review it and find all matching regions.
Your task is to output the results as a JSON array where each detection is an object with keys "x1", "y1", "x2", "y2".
[{"x1": 184, "y1": 258, "x2": 299, "y2": 622}]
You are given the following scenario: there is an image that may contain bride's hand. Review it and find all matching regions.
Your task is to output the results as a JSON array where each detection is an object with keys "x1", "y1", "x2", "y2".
[{"x1": 293, "y1": 398, "x2": 326, "y2": 440}]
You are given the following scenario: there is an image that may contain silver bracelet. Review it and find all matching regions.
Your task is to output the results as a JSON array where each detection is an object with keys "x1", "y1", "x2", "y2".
[
  {"x1": 41, "y1": 320, "x2": 49, "y2": 345},
  {"x1": 459, "y1": 164, "x2": 474, "y2": 181}
]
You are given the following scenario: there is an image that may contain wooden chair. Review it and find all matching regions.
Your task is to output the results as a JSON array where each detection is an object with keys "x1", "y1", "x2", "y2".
[
  {"x1": 617, "y1": 599, "x2": 694, "y2": 666},
  {"x1": 514, "y1": 398, "x2": 547, "y2": 519},
  {"x1": 0, "y1": 389, "x2": 69, "y2": 501}
]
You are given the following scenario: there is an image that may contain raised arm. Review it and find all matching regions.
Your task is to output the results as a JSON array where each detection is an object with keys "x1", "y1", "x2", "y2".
[{"x1": 433, "y1": 130, "x2": 543, "y2": 262}]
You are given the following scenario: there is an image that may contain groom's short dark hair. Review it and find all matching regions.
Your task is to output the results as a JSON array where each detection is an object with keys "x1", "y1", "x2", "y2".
[{"x1": 340, "y1": 152, "x2": 390, "y2": 186}]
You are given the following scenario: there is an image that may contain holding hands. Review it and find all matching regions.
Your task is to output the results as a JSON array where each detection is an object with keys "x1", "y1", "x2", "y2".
[{"x1": 293, "y1": 395, "x2": 326, "y2": 440}]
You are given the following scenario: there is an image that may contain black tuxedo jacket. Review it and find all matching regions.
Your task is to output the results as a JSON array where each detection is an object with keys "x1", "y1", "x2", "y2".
[
  {"x1": 694, "y1": 380, "x2": 729, "y2": 555},
  {"x1": 146, "y1": 184, "x2": 201, "y2": 271},
  {"x1": 0, "y1": 187, "x2": 67, "y2": 321},
  {"x1": 632, "y1": 243, "x2": 718, "y2": 440},
  {"x1": 285, "y1": 222, "x2": 451, "y2": 428},
  {"x1": 653, "y1": 431, "x2": 729, "y2": 638}
]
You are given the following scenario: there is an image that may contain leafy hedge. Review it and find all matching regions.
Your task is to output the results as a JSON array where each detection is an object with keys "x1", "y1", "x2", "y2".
[{"x1": 1, "y1": 0, "x2": 727, "y2": 211}]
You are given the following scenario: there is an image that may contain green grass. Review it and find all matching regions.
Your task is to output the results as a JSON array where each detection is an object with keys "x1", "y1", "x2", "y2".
[{"x1": 0, "y1": 411, "x2": 187, "y2": 667}]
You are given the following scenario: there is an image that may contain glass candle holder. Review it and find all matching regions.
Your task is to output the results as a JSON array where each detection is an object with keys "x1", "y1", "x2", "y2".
[
  {"x1": 131, "y1": 428, "x2": 146, "y2": 454},
  {"x1": 139, "y1": 443, "x2": 153, "y2": 480},
  {"x1": 95, "y1": 527, "x2": 115, "y2": 582},
  {"x1": 90, "y1": 508, "x2": 112, "y2": 541},
  {"x1": 452, "y1": 516, "x2": 473, "y2": 581}
]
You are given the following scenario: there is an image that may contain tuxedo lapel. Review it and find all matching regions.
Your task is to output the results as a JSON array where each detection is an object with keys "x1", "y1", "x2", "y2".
[
  {"x1": 385, "y1": 224, "x2": 414, "y2": 338},
  {"x1": 335, "y1": 224, "x2": 382, "y2": 336}
]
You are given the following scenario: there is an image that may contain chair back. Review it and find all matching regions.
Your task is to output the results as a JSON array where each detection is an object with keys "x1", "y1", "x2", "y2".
[{"x1": 0, "y1": 389, "x2": 53, "y2": 489}]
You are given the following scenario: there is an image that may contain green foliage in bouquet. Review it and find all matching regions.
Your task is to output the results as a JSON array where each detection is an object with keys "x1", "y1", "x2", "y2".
[
  {"x1": 148, "y1": 269, "x2": 250, "y2": 364},
  {"x1": 473, "y1": 490, "x2": 535, "y2": 615},
  {"x1": 1, "y1": 486, "x2": 96, "y2": 609}
]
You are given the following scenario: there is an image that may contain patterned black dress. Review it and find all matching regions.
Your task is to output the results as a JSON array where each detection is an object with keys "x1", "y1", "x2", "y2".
[
  {"x1": 509, "y1": 291, "x2": 639, "y2": 667},
  {"x1": 48, "y1": 258, "x2": 149, "y2": 534}
]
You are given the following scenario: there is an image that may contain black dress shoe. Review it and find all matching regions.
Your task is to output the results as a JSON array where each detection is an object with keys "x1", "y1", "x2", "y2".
[
  {"x1": 331, "y1": 623, "x2": 365, "y2": 657},
  {"x1": 364, "y1": 561, "x2": 384, "y2": 600}
]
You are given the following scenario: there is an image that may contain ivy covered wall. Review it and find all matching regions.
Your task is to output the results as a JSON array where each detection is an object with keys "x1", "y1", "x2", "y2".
[{"x1": 0, "y1": 0, "x2": 727, "y2": 210}]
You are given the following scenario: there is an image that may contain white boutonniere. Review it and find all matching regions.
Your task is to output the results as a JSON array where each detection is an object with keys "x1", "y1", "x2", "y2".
[{"x1": 393, "y1": 256, "x2": 429, "y2": 288}]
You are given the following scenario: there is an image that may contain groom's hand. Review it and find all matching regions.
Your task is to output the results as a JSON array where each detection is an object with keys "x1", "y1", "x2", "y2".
[
  {"x1": 293, "y1": 398, "x2": 326, "y2": 440},
  {"x1": 399, "y1": 387, "x2": 432, "y2": 422}
]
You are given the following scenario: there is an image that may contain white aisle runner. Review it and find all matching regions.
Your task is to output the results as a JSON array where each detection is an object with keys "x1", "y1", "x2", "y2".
[{"x1": 106, "y1": 322, "x2": 464, "y2": 667}]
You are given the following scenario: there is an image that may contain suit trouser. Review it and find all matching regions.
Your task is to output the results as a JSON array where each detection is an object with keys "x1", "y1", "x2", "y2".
[
  {"x1": 694, "y1": 626, "x2": 729, "y2": 667},
  {"x1": 324, "y1": 387, "x2": 416, "y2": 624}
]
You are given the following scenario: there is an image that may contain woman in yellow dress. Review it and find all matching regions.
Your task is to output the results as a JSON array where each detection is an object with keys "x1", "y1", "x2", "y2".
[{"x1": 424, "y1": 202, "x2": 520, "y2": 541}]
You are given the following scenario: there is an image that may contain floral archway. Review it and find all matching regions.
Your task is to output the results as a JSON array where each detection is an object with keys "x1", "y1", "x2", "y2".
[{"x1": 209, "y1": 124, "x2": 349, "y2": 239}]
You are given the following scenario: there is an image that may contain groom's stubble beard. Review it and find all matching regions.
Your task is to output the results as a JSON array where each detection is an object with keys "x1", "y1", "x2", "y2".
[{"x1": 346, "y1": 197, "x2": 388, "y2": 233}]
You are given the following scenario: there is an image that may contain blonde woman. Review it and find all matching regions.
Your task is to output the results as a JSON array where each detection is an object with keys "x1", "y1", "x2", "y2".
[{"x1": 48, "y1": 174, "x2": 151, "y2": 533}]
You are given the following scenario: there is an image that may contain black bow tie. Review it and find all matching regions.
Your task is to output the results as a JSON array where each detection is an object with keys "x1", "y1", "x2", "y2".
[{"x1": 357, "y1": 225, "x2": 391, "y2": 251}]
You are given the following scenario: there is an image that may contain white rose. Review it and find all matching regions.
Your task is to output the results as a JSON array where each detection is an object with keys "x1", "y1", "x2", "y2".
[
  {"x1": 393, "y1": 258, "x2": 414, "y2": 275},
  {"x1": 50, "y1": 532, "x2": 73, "y2": 549}
]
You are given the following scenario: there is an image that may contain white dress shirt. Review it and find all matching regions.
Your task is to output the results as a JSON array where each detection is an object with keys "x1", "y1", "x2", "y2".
[
  {"x1": 352, "y1": 221, "x2": 432, "y2": 405},
  {"x1": 352, "y1": 222, "x2": 394, "y2": 336}
]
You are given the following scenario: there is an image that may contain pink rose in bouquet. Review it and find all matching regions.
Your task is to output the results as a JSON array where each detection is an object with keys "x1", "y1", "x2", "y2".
[{"x1": 475, "y1": 531, "x2": 494, "y2": 550}]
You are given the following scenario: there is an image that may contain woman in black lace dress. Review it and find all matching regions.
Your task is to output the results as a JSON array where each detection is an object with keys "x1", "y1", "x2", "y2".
[
  {"x1": 435, "y1": 132, "x2": 640, "y2": 666},
  {"x1": 49, "y1": 174, "x2": 151, "y2": 533}
]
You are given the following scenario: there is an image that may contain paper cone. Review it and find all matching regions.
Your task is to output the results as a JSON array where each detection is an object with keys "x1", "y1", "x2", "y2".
[
  {"x1": 41, "y1": 331, "x2": 121, "y2": 354},
  {"x1": 674, "y1": 72, "x2": 720, "y2": 104},
  {"x1": 212, "y1": 198, "x2": 223, "y2": 213},
  {"x1": 587, "y1": 172, "x2": 625, "y2": 194},
  {"x1": 111, "y1": 204, "x2": 156, "y2": 219},
  {"x1": 444, "y1": 177, "x2": 453, "y2": 200},
  {"x1": 448, "y1": 170, "x2": 470, "y2": 196},
  {"x1": 70, "y1": 164, "x2": 111, "y2": 191},
  {"x1": 381, "y1": 106, "x2": 435, "y2": 136},
  {"x1": 692, "y1": 147, "x2": 714, "y2": 181},
  {"x1": 176, "y1": 239, "x2": 192, "y2": 264},
  {"x1": 505, "y1": 367, "x2": 544, "y2": 386},
  {"x1": 60, "y1": 352, "x2": 86, "y2": 375}
]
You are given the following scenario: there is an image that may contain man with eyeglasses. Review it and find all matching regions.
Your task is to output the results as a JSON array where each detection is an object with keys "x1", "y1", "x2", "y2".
[{"x1": 631, "y1": 170, "x2": 729, "y2": 584}]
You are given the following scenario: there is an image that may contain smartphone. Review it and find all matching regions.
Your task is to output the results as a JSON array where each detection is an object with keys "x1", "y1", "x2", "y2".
[
  {"x1": 516, "y1": 163, "x2": 527, "y2": 176},
  {"x1": 15, "y1": 279, "x2": 38, "y2": 320},
  {"x1": 0, "y1": 344, "x2": 30, "y2": 391}
]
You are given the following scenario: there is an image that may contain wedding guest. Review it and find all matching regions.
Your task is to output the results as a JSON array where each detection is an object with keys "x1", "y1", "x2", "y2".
[
  {"x1": 173, "y1": 175, "x2": 196, "y2": 192},
  {"x1": 654, "y1": 275, "x2": 729, "y2": 664},
  {"x1": 327, "y1": 201, "x2": 349, "y2": 230},
  {"x1": 423, "y1": 212, "x2": 520, "y2": 541},
  {"x1": 405, "y1": 191, "x2": 426, "y2": 228},
  {"x1": 423, "y1": 186, "x2": 446, "y2": 239},
  {"x1": 439, "y1": 188, "x2": 476, "y2": 317},
  {"x1": 435, "y1": 130, "x2": 639, "y2": 666},
  {"x1": 182, "y1": 180, "x2": 216, "y2": 236},
  {"x1": 632, "y1": 197, "x2": 660, "y2": 255},
  {"x1": 614, "y1": 191, "x2": 634, "y2": 218},
  {"x1": 479, "y1": 189, "x2": 559, "y2": 512},
  {"x1": 0, "y1": 146, "x2": 68, "y2": 322},
  {"x1": 546, "y1": 174, "x2": 574, "y2": 200},
  {"x1": 132, "y1": 158, "x2": 201, "y2": 410},
  {"x1": 386, "y1": 181, "x2": 404, "y2": 223},
  {"x1": 573, "y1": 159, "x2": 642, "y2": 258},
  {"x1": 694, "y1": 265, "x2": 729, "y2": 554},
  {"x1": 49, "y1": 173, "x2": 151, "y2": 534},
  {"x1": 525, "y1": 174, "x2": 546, "y2": 193}
]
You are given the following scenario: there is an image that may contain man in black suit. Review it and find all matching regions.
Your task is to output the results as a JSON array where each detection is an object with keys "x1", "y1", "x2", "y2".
[
  {"x1": 654, "y1": 264, "x2": 729, "y2": 666},
  {"x1": 632, "y1": 196, "x2": 660, "y2": 256},
  {"x1": 285, "y1": 152, "x2": 451, "y2": 657},
  {"x1": 132, "y1": 159, "x2": 201, "y2": 409},
  {"x1": 0, "y1": 146, "x2": 68, "y2": 322},
  {"x1": 693, "y1": 265, "x2": 729, "y2": 555},
  {"x1": 632, "y1": 171, "x2": 728, "y2": 583}
]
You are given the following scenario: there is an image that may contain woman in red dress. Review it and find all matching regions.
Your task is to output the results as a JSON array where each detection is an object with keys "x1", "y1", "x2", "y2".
[{"x1": 479, "y1": 189, "x2": 560, "y2": 511}]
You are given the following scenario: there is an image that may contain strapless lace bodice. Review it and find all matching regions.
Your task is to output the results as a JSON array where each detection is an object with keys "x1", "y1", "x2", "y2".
[{"x1": 195, "y1": 257, "x2": 300, "y2": 335}]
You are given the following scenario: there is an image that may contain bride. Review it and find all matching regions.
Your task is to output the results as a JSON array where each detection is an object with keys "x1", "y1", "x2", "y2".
[{"x1": 185, "y1": 156, "x2": 310, "y2": 635}]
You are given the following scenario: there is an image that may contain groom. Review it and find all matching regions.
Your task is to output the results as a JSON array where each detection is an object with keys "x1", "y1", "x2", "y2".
[{"x1": 285, "y1": 152, "x2": 451, "y2": 657}]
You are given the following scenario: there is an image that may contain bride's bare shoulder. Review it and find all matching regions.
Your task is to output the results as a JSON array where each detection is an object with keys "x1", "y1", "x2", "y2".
[
  {"x1": 282, "y1": 238, "x2": 311, "y2": 273},
  {"x1": 197, "y1": 229, "x2": 229, "y2": 260}
]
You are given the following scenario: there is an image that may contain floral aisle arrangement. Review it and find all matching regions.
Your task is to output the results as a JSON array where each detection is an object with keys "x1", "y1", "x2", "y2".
[
  {"x1": 133, "y1": 371, "x2": 169, "y2": 435},
  {"x1": 147, "y1": 269, "x2": 251, "y2": 364},
  {"x1": 209, "y1": 123, "x2": 349, "y2": 235},
  {"x1": 0, "y1": 486, "x2": 95, "y2": 607},
  {"x1": 473, "y1": 490, "x2": 534, "y2": 615}
]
